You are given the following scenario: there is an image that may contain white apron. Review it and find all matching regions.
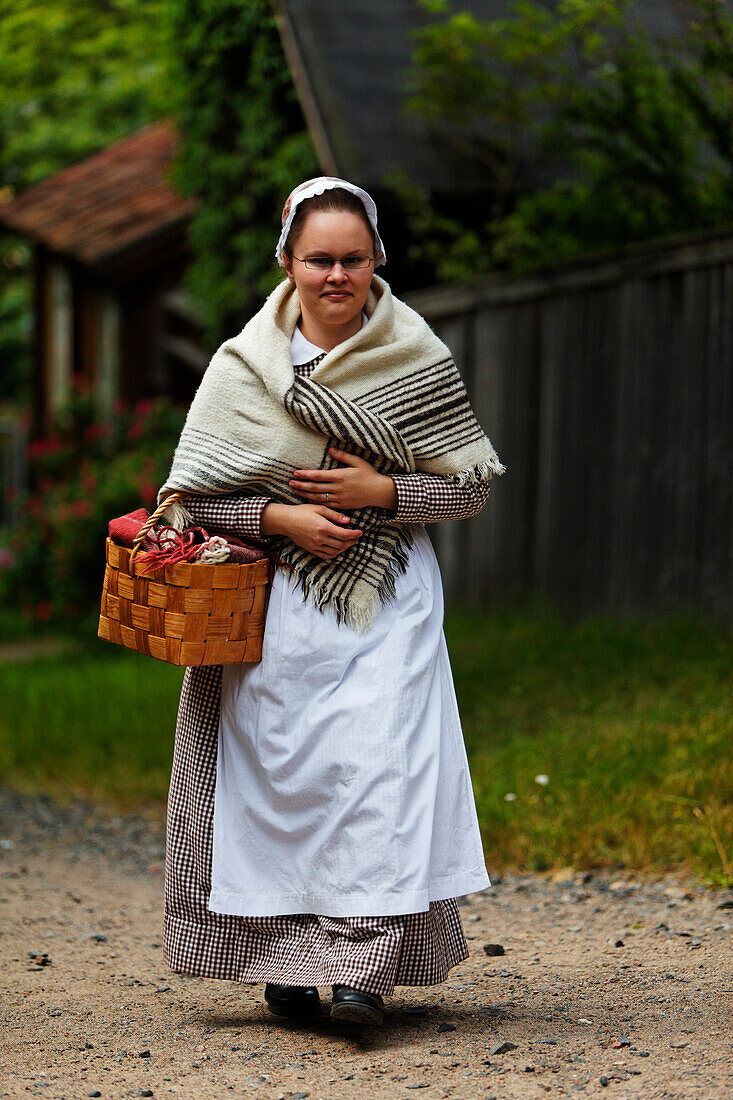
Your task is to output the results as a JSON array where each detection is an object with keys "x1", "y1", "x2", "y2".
[{"x1": 207, "y1": 524, "x2": 491, "y2": 919}]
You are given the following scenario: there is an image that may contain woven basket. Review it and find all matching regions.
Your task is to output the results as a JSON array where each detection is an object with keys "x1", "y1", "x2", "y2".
[{"x1": 98, "y1": 492, "x2": 270, "y2": 666}]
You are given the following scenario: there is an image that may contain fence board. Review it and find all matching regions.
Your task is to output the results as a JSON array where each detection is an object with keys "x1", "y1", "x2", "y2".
[
  {"x1": 406, "y1": 226, "x2": 733, "y2": 619},
  {"x1": 471, "y1": 301, "x2": 538, "y2": 598}
]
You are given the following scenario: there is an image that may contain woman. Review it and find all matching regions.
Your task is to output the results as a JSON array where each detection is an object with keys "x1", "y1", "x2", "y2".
[{"x1": 158, "y1": 177, "x2": 505, "y2": 1028}]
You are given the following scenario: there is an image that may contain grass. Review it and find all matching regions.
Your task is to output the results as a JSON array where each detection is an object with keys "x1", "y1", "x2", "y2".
[
  {"x1": 0, "y1": 606, "x2": 56, "y2": 643},
  {"x1": 0, "y1": 609, "x2": 730, "y2": 882},
  {"x1": 445, "y1": 607, "x2": 732, "y2": 885},
  {"x1": 0, "y1": 644, "x2": 184, "y2": 805}
]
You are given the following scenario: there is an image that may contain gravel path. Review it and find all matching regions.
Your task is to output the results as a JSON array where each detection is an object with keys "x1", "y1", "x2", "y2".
[{"x1": 1, "y1": 789, "x2": 731, "y2": 1100}]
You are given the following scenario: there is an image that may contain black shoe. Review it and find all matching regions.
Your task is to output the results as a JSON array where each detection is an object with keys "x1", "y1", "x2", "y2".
[
  {"x1": 330, "y1": 984, "x2": 384, "y2": 1027},
  {"x1": 264, "y1": 982, "x2": 321, "y2": 1019}
]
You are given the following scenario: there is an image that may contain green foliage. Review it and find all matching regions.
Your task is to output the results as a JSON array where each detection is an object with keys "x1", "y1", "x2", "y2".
[
  {"x1": 0, "y1": 388, "x2": 185, "y2": 632},
  {"x1": 0, "y1": 648, "x2": 183, "y2": 806},
  {"x1": 0, "y1": 0, "x2": 175, "y2": 403},
  {"x1": 167, "y1": 0, "x2": 318, "y2": 346},
  {"x1": 0, "y1": 0, "x2": 171, "y2": 188},
  {"x1": 405, "y1": 0, "x2": 733, "y2": 278},
  {"x1": 384, "y1": 170, "x2": 495, "y2": 284}
]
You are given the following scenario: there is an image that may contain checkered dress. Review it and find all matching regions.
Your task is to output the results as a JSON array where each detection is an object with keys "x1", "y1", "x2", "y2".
[{"x1": 164, "y1": 354, "x2": 490, "y2": 996}]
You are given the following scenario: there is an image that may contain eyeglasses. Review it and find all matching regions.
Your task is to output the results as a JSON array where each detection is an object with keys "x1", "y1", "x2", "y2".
[{"x1": 292, "y1": 254, "x2": 375, "y2": 272}]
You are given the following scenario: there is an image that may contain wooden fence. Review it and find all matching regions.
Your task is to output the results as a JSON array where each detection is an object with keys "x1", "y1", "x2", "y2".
[{"x1": 406, "y1": 225, "x2": 733, "y2": 619}]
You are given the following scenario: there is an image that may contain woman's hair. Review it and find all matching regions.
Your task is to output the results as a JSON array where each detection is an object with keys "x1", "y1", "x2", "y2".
[{"x1": 283, "y1": 187, "x2": 376, "y2": 258}]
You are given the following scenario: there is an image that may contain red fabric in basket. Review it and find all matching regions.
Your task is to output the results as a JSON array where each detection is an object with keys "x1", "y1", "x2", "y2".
[
  {"x1": 109, "y1": 509, "x2": 150, "y2": 547},
  {"x1": 134, "y1": 526, "x2": 209, "y2": 574}
]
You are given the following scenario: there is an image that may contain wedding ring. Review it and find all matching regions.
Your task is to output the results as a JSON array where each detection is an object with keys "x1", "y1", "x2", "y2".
[{"x1": 326, "y1": 492, "x2": 330, "y2": 500}]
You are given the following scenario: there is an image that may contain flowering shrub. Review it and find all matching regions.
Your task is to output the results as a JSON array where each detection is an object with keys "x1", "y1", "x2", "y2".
[{"x1": 0, "y1": 389, "x2": 186, "y2": 633}]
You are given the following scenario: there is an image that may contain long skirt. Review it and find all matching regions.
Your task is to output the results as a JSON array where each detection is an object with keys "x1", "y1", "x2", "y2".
[{"x1": 164, "y1": 530, "x2": 488, "y2": 995}]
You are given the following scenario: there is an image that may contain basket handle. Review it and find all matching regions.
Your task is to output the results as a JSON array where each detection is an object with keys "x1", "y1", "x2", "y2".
[{"x1": 129, "y1": 491, "x2": 184, "y2": 570}]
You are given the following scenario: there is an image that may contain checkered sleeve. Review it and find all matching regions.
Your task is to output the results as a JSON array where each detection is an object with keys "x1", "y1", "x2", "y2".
[
  {"x1": 391, "y1": 474, "x2": 490, "y2": 524},
  {"x1": 181, "y1": 495, "x2": 271, "y2": 541}
]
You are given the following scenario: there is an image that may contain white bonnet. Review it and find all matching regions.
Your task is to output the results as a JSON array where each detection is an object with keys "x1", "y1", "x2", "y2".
[{"x1": 275, "y1": 176, "x2": 387, "y2": 267}]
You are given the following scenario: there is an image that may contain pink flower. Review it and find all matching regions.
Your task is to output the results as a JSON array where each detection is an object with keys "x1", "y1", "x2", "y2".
[
  {"x1": 129, "y1": 419, "x2": 146, "y2": 440},
  {"x1": 134, "y1": 398, "x2": 154, "y2": 418},
  {"x1": 70, "y1": 500, "x2": 91, "y2": 518},
  {"x1": 35, "y1": 602, "x2": 52, "y2": 621}
]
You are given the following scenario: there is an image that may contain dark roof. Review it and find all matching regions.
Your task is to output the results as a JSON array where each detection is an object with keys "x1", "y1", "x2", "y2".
[
  {"x1": 277, "y1": 0, "x2": 714, "y2": 194},
  {"x1": 0, "y1": 120, "x2": 197, "y2": 270},
  {"x1": 278, "y1": 0, "x2": 486, "y2": 192}
]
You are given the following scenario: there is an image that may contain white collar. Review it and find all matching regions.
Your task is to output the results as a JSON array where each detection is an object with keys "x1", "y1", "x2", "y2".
[{"x1": 291, "y1": 311, "x2": 369, "y2": 365}]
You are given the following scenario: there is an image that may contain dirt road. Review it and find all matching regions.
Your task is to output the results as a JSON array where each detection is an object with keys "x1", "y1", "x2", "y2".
[{"x1": 1, "y1": 791, "x2": 731, "y2": 1100}]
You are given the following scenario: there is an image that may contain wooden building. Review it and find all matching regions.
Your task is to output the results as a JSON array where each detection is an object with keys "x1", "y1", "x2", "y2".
[{"x1": 0, "y1": 120, "x2": 205, "y2": 432}]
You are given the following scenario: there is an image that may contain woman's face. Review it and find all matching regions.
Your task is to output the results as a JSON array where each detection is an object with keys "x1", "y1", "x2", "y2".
[{"x1": 283, "y1": 210, "x2": 375, "y2": 333}]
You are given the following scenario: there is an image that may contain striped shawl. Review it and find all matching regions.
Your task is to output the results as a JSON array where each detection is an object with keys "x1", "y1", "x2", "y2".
[{"x1": 159, "y1": 275, "x2": 504, "y2": 632}]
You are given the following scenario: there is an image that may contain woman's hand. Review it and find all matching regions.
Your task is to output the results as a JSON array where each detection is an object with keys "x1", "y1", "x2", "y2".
[
  {"x1": 289, "y1": 446, "x2": 398, "y2": 511},
  {"x1": 260, "y1": 501, "x2": 363, "y2": 560}
]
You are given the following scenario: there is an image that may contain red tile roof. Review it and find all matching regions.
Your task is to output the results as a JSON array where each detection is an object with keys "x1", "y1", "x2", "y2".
[{"x1": 0, "y1": 119, "x2": 198, "y2": 267}]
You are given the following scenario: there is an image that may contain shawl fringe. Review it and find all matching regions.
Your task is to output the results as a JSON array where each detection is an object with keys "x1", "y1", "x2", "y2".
[
  {"x1": 450, "y1": 457, "x2": 506, "y2": 487},
  {"x1": 161, "y1": 500, "x2": 196, "y2": 531},
  {"x1": 284, "y1": 526, "x2": 415, "y2": 635}
]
